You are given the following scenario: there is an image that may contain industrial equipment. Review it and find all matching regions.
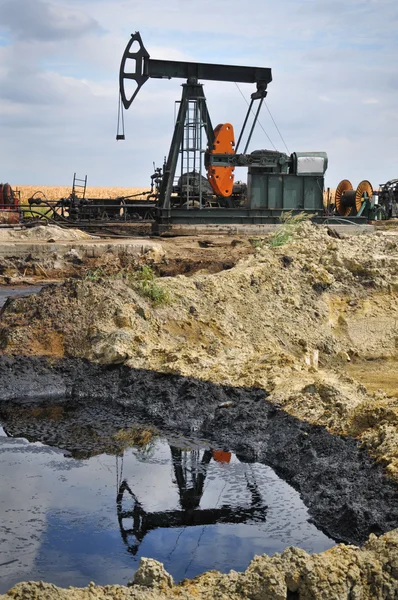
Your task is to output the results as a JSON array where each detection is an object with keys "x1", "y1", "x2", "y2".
[
  {"x1": 334, "y1": 179, "x2": 374, "y2": 217},
  {"x1": 0, "y1": 183, "x2": 19, "y2": 224},
  {"x1": 13, "y1": 173, "x2": 157, "y2": 226},
  {"x1": 379, "y1": 179, "x2": 398, "y2": 218},
  {"x1": 118, "y1": 32, "x2": 328, "y2": 233},
  {"x1": 332, "y1": 179, "x2": 388, "y2": 221},
  {"x1": 3, "y1": 32, "x2": 395, "y2": 231}
]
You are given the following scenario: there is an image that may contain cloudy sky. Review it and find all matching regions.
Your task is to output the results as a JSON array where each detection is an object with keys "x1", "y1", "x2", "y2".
[{"x1": 0, "y1": 0, "x2": 397, "y2": 189}]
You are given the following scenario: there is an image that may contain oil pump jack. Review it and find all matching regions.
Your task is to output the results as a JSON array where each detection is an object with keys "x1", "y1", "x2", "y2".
[{"x1": 118, "y1": 32, "x2": 329, "y2": 233}]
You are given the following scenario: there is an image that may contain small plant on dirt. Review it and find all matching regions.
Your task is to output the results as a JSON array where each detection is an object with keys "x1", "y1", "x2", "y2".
[
  {"x1": 269, "y1": 211, "x2": 312, "y2": 248},
  {"x1": 136, "y1": 264, "x2": 156, "y2": 284},
  {"x1": 249, "y1": 237, "x2": 264, "y2": 249},
  {"x1": 134, "y1": 265, "x2": 170, "y2": 306},
  {"x1": 111, "y1": 266, "x2": 137, "y2": 284},
  {"x1": 80, "y1": 264, "x2": 170, "y2": 306},
  {"x1": 83, "y1": 267, "x2": 107, "y2": 281}
]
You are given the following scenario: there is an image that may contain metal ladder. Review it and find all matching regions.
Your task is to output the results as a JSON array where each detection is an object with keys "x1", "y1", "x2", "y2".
[
  {"x1": 179, "y1": 100, "x2": 204, "y2": 209},
  {"x1": 72, "y1": 173, "x2": 87, "y2": 199}
]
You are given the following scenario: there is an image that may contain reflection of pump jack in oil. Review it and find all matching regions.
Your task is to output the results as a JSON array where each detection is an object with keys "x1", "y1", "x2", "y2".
[{"x1": 117, "y1": 445, "x2": 267, "y2": 556}]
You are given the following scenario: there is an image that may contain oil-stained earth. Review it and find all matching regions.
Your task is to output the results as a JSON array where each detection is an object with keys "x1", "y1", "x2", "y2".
[{"x1": 2, "y1": 223, "x2": 398, "y2": 599}]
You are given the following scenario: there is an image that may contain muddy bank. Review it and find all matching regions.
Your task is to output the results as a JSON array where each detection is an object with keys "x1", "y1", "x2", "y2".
[
  {"x1": 1, "y1": 355, "x2": 398, "y2": 547},
  {"x1": 1, "y1": 224, "x2": 398, "y2": 479},
  {"x1": 3, "y1": 530, "x2": 398, "y2": 600}
]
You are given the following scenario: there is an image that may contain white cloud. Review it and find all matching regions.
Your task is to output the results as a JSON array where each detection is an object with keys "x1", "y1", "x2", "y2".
[
  {"x1": 0, "y1": 0, "x2": 100, "y2": 41},
  {"x1": 318, "y1": 95, "x2": 336, "y2": 103},
  {"x1": 362, "y1": 98, "x2": 380, "y2": 105}
]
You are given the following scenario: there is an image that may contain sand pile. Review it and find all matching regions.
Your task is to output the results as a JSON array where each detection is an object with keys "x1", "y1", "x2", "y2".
[{"x1": 0, "y1": 225, "x2": 94, "y2": 242}]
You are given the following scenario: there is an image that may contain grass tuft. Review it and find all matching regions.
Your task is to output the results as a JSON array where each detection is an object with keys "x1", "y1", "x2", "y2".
[
  {"x1": 269, "y1": 211, "x2": 312, "y2": 248},
  {"x1": 81, "y1": 264, "x2": 170, "y2": 307},
  {"x1": 113, "y1": 425, "x2": 157, "y2": 455},
  {"x1": 134, "y1": 265, "x2": 170, "y2": 306},
  {"x1": 249, "y1": 237, "x2": 265, "y2": 249},
  {"x1": 83, "y1": 268, "x2": 106, "y2": 282}
]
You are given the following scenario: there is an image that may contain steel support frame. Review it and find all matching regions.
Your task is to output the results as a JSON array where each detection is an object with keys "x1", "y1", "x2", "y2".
[{"x1": 157, "y1": 81, "x2": 214, "y2": 220}]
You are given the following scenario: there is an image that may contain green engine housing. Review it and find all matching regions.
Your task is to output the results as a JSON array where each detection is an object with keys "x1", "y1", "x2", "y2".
[{"x1": 247, "y1": 150, "x2": 327, "y2": 215}]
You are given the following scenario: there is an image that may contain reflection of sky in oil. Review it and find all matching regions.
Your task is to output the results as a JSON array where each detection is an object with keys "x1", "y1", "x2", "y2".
[{"x1": 0, "y1": 425, "x2": 334, "y2": 593}]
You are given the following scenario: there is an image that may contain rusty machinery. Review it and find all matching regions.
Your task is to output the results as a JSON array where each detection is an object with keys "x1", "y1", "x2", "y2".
[
  {"x1": 0, "y1": 183, "x2": 19, "y2": 224},
  {"x1": 2, "y1": 173, "x2": 158, "y2": 227}
]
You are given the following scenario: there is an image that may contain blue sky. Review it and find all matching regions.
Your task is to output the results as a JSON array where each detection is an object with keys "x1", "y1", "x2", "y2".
[{"x1": 0, "y1": 0, "x2": 397, "y2": 188}]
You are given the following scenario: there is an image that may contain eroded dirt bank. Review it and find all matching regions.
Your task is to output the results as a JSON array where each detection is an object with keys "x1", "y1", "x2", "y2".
[
  {"x1": 1, "y1": 223, "x2": 398, "y2": 478},
  {"x1": 0, "y1": 225, "x2": 254, "y2": 283}
]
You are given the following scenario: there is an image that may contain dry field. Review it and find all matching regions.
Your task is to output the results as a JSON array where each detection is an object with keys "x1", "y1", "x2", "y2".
[{"x1": 15, "y1": 186, "x2": 149, "y2": 203}]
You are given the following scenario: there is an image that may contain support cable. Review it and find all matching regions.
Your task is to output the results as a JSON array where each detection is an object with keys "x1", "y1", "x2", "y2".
[
  {"x1": 264, "y1": 102, "x2": 290, "y2": 155},
  {"x1": 183, "y1": 474, "x2": 228, "y2": 578},
  {"x1": 234, "y1": 83, "x2": 277, "y2": 152}
]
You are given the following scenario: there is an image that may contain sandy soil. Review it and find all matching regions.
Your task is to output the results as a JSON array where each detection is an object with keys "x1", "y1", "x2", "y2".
[
  {"x1": 347, "y1": 359, "x2": 398, "y2": 398},
  {"x1": 2, "y1": 223, "x2": 398, "y2": 473},
  {"x1": 0, "y1": 225, "x2": 94, "y2": 242}
]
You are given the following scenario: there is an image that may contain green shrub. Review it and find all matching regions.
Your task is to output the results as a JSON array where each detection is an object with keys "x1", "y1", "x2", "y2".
[
  {"x1": 269, "y1": 211, "x2": 312, "y2": 248},
  {"x1": 83, "y1": 267, "x2": 106, "y2": 281},
  {"x1": 81, "y1": 264, "x2": 170, "y2": 306},
  {"x1": 134, "y1": 265, "x2": 170, "y2": 306}
]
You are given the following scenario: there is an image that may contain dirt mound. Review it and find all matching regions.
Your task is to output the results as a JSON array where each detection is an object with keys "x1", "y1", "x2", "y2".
[
  {"x1": 0, "y1": 224, "x2": 94, "y2": 242},
  {"x1": 2, "y1": 530, "x2": 398, "y2": 599}
]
